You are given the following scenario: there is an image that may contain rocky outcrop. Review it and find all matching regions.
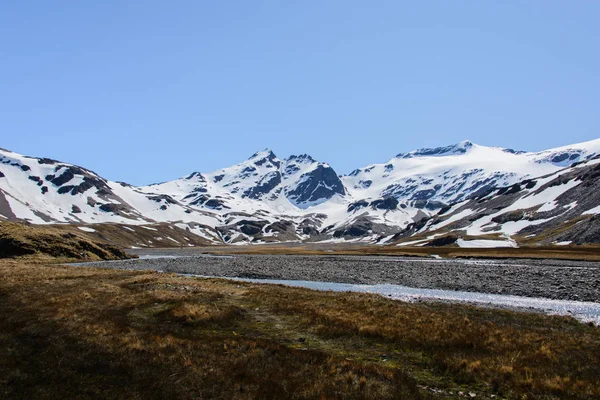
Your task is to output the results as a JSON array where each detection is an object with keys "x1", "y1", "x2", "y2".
[
  {"x1": 286, "y1": 165, "x2": 345, "y2": 206},
  {"x1": 243, "y1": 171, "x2": 282, "y2": 199}
]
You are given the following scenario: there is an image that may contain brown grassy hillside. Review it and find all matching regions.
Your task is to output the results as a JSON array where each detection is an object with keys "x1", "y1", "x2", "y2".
[{"x1": 0, "y1": 222, "x2": 132, "y2": 261}]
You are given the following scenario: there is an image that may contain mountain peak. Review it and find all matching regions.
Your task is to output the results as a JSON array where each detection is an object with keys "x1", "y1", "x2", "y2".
[
  {"x1": 245, "y1": 149, "x2": 281, "y2": 169},
  {"x1": 249, "y1": 148, "x2": 277, "y2": 160},
  {"x1": 286, "y1": 154, "x2": 316, "y2": 163},
  {"x1": 396, "y1": 140, "x2": 475, "y2": 159}
]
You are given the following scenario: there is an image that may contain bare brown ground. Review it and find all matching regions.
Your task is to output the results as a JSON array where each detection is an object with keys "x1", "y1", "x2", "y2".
[
  {"x1": 171, "y1": 243, "x2": 600, "y2": 262},
  {"x1": 1, "y1": 260, "x2": 599, "y2": 399}
]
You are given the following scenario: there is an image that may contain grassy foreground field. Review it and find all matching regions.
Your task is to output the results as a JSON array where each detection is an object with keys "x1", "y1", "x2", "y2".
[{"x1": 1, "y1": 260, "x2": 599, "y2": 399}]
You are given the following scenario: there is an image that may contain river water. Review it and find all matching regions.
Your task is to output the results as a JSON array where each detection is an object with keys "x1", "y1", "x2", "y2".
[{"x1": 205, "y1": 275, "x2": 600, "y2": 325}]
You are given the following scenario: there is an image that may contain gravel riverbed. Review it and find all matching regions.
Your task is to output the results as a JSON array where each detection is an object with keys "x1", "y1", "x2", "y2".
[{"x1": 72, "y1": 249, "x2": 600, "y2": 302}]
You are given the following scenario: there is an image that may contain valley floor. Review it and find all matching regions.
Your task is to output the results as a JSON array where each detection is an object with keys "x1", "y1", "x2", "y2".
[
  {"x1": 78, "y1": 250, "x2": 600, "y2": 302},
  {"x1": 1, "y1": 259, "x2": 600, "y2": 399}
]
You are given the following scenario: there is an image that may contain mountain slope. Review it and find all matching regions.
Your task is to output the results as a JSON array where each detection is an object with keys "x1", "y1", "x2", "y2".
[
  {"x1": 391, "y1": 154, "x2": 600, "y2": 247},
  {"x1": 343, "y1": 139, "x2": 600, "y2": 205},
  {"x1": 1, "y1": 139, "x2": 599, "y2": 246}
]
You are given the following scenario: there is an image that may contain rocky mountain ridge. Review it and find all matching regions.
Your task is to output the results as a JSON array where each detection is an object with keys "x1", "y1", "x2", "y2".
[{"x1": 1, "y1": 139, "x2": 599, "y2": 247}]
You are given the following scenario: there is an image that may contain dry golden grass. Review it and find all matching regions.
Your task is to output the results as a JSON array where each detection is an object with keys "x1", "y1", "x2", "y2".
[
  {"x1": 1, "y1": 259, "x2": 599, "y2": 399},
  {"x1": 0, "y1": 260, "x2": 425, "y2": 399},
  {"x1": 187, "y1": 242, "x2": 600, "y2": 261},
  {"x1": 0, "y1": 221, "x2": 131, "y2": 261}
]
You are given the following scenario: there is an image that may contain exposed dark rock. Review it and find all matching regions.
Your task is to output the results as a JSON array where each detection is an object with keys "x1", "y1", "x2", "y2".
[
  {"x1": 491, "y1": 210, "x2": 528, "y2": 224},
  {"x1": 41, "y1": 186, "x2": 48, "y2": 195},
  {"x1": 148, "y1": 194, "x2": 177, "y2": 204},
  {"x1": 243, "y1": 172, "x2": 281, "y2": 199},
  {"x1": 333, "y1": 226, "x2": 369, "y2": 238},
  {"x1": 425, "y1": 235, "x2": 458, "y2": 247},
  {"x1": 37, "y1": 158, "x2": 58, "y2": 165},
  {"x1": 20, "y1": 164, "x2": 31, "y2": 172},
  {"x1": 411, "y1": 188, "x2": 438, "y2": 201},
  {"x1": 534, "y1": 150, "x2": 583, "y2": 166},
  {"x1": 185, "y1": 172, "x2": 205, "y2": 181},
  {"x1": 160, "y1": 205, "x2": 167, "y2": 210},
  {"x1": 333, "y1": 219, "x2": 372, "y2": 238},
  {"x1": 213, "y1": 174, "x2": 225, "y2": 183},
  {"x1": 57, "y1": 185, "x2": 76, "y2": 195},
  {"x1": 95, "y1": 188, "x2": 112, "y2": 197},
  {"x1": 72, "y1": 179, "x2": 96, "y2": 195},
  {"x1": 577, "y1": 164, "x2": 600, "y2": 187},
  {"x1": 87, "y1": 197, "x2": 97, "y2": 207},
  {"x1": 506, "y1": 184, "x2": 522, "y2": 194},
  {"x1": 284, "y1": 164, "x2": 300, "y2": 175},
  {"x1": 502, "y1": 148, "x2": 526, "y2": 155},
  {"x1": 320, "y1": 224, "x2": 335, "y2": 233},
  {"x1": 99, "y1": 203, "x2": 124, "y2": 213},
  {"x1": 265, "y1": 220, "x2": 293, "y2": 234},
  {"x1": 237, "y1": 220, "x2": 267, "y2": 236},
  {"x1": 47, "y1": 167, "x2": 110, "y2": 195},
  {"x1": 462, "y1": 176, "x2": 504, "y2": 199},
  {"x1": 357, "y1": 180, "x2": 372, "y2": 189},
  {"x1": 54, "y1": 177, "x2": 106, "y2": 196},
  {"x1": 548, "y1": 178, "x2": 571, "y2": 188},
  {"x1": 240, "y1": 166, "x2": 257, "y2": 176},
  {"x1": 347, "y1": 200, "x2": 369, "y2": 212},
  {"x1": 397, "y1": 141, "x2": 473, "y2": 158},
  {"x1": 302, "y1": 226, "x2": 320, "y2": 236},
  {"x1": 252, "y1": 151, "x2": 280, "y2": 168},
  {"x1": 189, "y1": 194, "x2": 211, "y2": 207},
  {"x1": 50, "y1": 168, "x2": 76, "y2": 186},
  {"x1": 497, "y1": 183, "x2": 521, "y2": 195},
  {"x1": 0, "y1": 171, "x2": 4, "y2": 178},
  {"x1": 183, "y1": 187, "x2": 208, "y2": 200},
  {"x1": 204, "y1": 198, "x2": 229, "y2": 210},
  {"x1": 496, "y1": 186, "x2": 509, "y2": 195},
  {"x1": 286, "y1": 165, "x2": 345, "y2": 205},
  {"x1": 297, "y1": 218, "x2": 323, "y2": 237},
  {"x1": 370, "y1": 197, "x2": 398, "y2": 210},
  {"x1": 415, "y1": 200, "x2": 447, "y2": 210},
  {"x1": 397, "y1": 215, "x2": 431, "y2": 239},
  {"x1": 223, "y1": 180, "x2": 240, "y2": 189},
  {"x1": 382, "y1": 182, "x2": 419, "y2": 199},
  {"x1": 437, "y1": 204, "x2": 452, "y2": 215},
  {"x1": 28, "y1": 176, "x2": 43, "y2": 186},
  {"x1": 286, "y1": 154, "x2": 315, "y2": 163},
  {"x1": 71, "y1": 205, "x2": 82, "y2": 214},
  {"x1": 551, "y1": 152, "x2": 580, "y2": 164}
]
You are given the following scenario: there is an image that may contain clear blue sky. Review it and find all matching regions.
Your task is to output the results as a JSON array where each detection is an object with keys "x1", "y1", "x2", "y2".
[{"x1": 1, "y1": 1, "x2": 599, "y2": 185}]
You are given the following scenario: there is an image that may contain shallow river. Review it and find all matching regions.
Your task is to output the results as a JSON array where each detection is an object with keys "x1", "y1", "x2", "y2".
[
  {"x1": 70, "y1": 252, "x2": 600, "y2": 325},
  {"x1": 209, "y1": 275, "x2": 600, "y2": 325}
]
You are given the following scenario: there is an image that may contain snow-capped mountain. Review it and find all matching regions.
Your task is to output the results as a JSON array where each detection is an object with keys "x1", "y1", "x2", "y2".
[
  {"x1": 1, "y1": 138, "x2": 599, "y2": 247},
  {"x1": 144, "y1": 149, "x2": 346, "y2": 212},
  {"x1": 343, "y1": 140, "x2": 596, "y2": 205},
  {"x1": 393, "y1": 153, "x2": 600, "y2": 247}
]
